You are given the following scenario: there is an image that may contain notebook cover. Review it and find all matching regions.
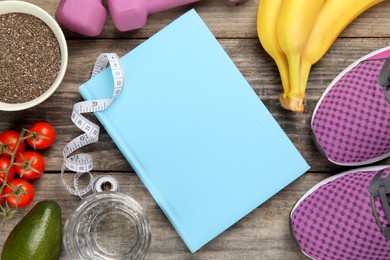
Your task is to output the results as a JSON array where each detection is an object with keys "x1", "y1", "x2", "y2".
[{"x1": 79, "y1": 9, "x2": 309, "y2": 253}]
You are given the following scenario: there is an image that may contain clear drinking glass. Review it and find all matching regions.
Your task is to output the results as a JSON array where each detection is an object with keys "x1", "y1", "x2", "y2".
[{"x1": 63, "y1": 191, "x2": 151, "y2": 260}]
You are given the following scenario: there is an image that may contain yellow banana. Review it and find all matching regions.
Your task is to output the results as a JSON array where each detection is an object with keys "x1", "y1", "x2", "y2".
[
  {"x1": 256, "y1": 0, "x2": 290, "y2": 100},
  {"x1": 277, "y1": 0, "x2": 325, "y2": 112},
  {"x1": 299, "y1": 0, "x2": 384, "y2": 99}
]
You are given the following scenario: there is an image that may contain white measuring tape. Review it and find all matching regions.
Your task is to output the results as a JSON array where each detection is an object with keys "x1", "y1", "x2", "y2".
[{"x1": 61, "y1": 53, "x2": 124, "y2": 197}]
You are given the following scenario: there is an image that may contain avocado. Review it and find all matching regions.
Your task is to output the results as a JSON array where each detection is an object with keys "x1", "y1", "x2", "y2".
[{"x1": 1, "y1": 200, "x2": 62, "y2": 260}]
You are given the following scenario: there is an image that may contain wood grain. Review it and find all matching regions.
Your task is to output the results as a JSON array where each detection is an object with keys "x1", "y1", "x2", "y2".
[{"x1": 0, "y1": 0, "x2": 390, "y2": 259}]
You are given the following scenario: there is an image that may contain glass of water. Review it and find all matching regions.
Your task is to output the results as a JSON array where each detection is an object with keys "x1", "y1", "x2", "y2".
[{"x1": 63, "y1": 191, "x2": 151, "y2": 260}]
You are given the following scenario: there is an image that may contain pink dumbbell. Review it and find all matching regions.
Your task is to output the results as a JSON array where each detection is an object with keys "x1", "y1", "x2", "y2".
[
  {"x1": 108, "y1": 0, "x2": 200, "y2": 32},
  {"x1": 55, "y1": 0, "x2": 108, "y2": 37}
]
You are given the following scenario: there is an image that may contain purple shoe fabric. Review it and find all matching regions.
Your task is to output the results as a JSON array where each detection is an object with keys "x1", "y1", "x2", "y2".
[
  {"x1": 311, "y1": 47, "x2": 390, "y2": 166},
  {"x1": 290, "y1": 165, "x2": 390, "y2": 260}
]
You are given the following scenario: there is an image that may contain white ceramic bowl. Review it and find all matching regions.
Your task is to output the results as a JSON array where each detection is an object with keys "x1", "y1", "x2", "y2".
[{"x1": 0, "y1": 1, "x2": 68, "y2": 111}]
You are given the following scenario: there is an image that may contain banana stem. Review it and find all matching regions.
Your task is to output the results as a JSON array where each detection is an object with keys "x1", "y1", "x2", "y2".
[
  {"x1": 281, "y1": 53, "x2": 305, "y2": 112},
  {"x1": 299, "y1": 59, "x2": 312, "y2": 99},
  {"x1": 275, "y1": 57, "x2": 290, "y2": 99}
]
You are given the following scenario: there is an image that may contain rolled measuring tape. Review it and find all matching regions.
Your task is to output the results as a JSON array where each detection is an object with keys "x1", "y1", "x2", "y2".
[{"x1": 61, "y1": 53, "x2": 124, "y2": 197}]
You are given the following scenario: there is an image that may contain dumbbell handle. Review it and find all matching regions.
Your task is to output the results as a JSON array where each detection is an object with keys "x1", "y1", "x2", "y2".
[{"x1": 146, "y1": 0, "x2": 200, "y2": 14}]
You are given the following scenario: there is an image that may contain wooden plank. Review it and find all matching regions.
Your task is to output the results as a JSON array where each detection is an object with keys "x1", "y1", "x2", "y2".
[
  {"x1": 0, "y1": 38, "x2": 389, "y2": 173},
  {"x1": 19, "y1": 0, "x2": 390, "y2": 39},
  {"x1": 0, "y1": 171, "x2": 331, "y2": 259}
]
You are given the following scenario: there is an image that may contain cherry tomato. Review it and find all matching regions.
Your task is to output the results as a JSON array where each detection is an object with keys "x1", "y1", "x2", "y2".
[
  {"x1": 0, "y1": 130, "x2": 25, "y2": 158},
  {"x1": 14, "y1": 151, "x2": 45, "y2": 180},
  {"x1": 0, "y1": 156, "x2": 15, "y2": 184},
  {"x1": 3, "y1": 178, "x2": 34, "y2": 208},
  {"x1": 26, "y1": 122, "x2": 56, "y2": 150}
]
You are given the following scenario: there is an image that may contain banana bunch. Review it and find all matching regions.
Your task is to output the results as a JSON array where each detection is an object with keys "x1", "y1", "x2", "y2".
[{"x1": 257, "y1": 0, "x2": 384, "y2": 112}]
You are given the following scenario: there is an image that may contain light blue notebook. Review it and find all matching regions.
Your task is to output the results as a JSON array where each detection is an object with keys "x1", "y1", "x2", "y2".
[{"x1": 79, "y1": 9, "x2": 309, "y2": 253}]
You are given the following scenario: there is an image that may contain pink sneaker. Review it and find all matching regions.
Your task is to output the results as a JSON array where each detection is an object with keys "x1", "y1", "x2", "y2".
[
  {"x1": 311, "y1": 47, "x2": 390, "y2": 166},
  {"x1": 290, "y1": 165, "x2": 390, "y2": 259}
]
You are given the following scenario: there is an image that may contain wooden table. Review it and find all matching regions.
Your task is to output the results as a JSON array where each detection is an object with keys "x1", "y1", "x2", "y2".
[{"x1": 1, "y1": 1, "x2": 390, "y2": 259}]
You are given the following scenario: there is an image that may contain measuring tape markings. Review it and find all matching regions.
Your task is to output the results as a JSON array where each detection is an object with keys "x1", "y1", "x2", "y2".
[{"x1": 62, "y1": 53, "x2": 124, "y2": 197}]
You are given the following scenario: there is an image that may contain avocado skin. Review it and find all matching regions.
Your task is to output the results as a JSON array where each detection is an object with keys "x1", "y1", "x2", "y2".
[{"x1": 1, "y1": 200, "x2": 62, "y2": 260}]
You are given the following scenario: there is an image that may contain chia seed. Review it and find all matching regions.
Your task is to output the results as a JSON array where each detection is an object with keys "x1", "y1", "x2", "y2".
[{"x1": 0, "y1": 13, "x2": 61, "y2": 104}]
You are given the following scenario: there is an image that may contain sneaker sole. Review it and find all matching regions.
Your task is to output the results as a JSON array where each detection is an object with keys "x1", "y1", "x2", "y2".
[
  {"x1": 311, "y1": 46, "x2": 390, "y2": 167},
  {"x1": 289, "y1": 165, "x2": 390, "y2": 259}
]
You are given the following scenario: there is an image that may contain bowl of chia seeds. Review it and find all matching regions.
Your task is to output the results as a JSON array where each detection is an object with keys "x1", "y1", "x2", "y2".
[{"x1": 0, "y1": 1, "x2": 68, "y2": 111}]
